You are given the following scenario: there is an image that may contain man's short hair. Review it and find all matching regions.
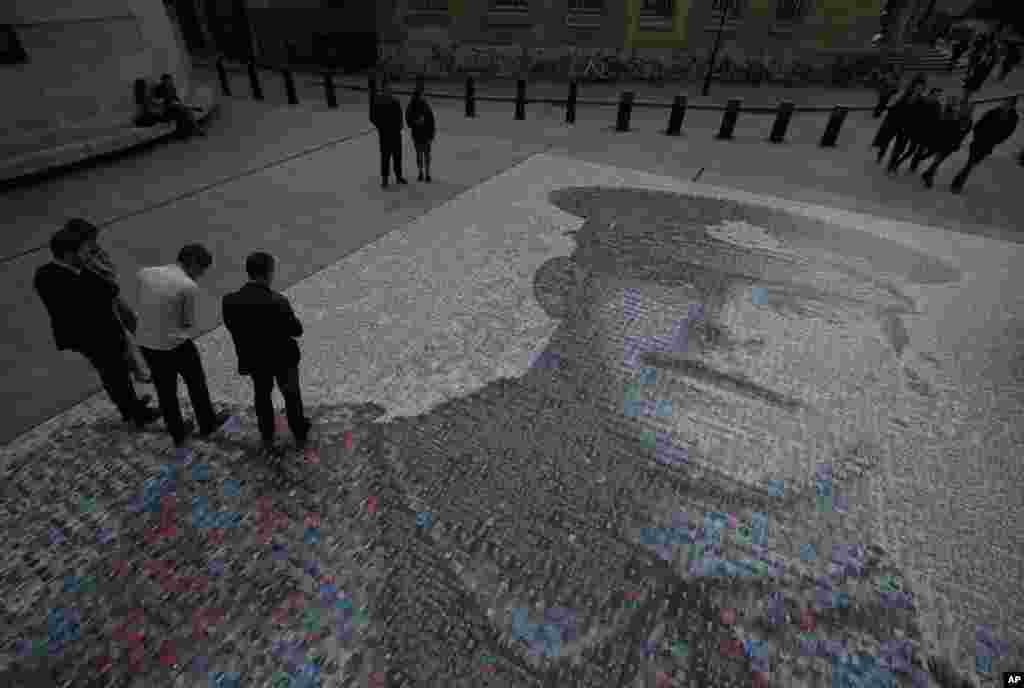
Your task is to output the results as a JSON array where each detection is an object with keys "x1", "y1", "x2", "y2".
[
  {"x1": 177, "y1": 244, "x2": 213, "y2": 270},
  {"x1": 50, "y1": 226, "x2": 87, "y2": 259},
  {"x1": 245, "y1": 251, "x2": 275, "y2": 280},
  {"x1": 65, "y1": 217, "x2": 99, "y2": 242}
]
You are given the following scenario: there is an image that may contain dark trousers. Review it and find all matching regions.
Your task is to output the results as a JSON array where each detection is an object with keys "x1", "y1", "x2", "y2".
[
  {"x1": 379, "y1": 134, "x2": 403, "y2": 181},
  {"x1": 80, "y1": 344, "x2": 147, "y2": 423},
  {"x1": 251, "y1": 366, "x2": 308, "y2": 445},
  {"x1": 922, "y1": 148, "x2": 955, "y2": 181},
  {"x1": 951, "y1": 144, "x2": 992, "y2": 190},
  {"x1": 141, "y1": 340, "x2": 217, "y2": 445},
  {"x1": 887, "y1": 132, "x2": 912, "y2": 171}
]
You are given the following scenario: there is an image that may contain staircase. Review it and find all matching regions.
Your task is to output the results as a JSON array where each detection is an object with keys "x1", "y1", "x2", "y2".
[{"x1": 880, "y1": 43, "x2": 968, "y2": 73}]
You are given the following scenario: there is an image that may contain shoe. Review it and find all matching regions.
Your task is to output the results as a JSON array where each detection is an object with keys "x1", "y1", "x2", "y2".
[
  {"x1": 396, "y1": 177, "x2": 408, "y2": 185},
  {"x1": 922, "y1": 174, "x2": 934, "y2": 188},
  {"x1": 950, "y1": 184, "x2": 963, "y2": 194},
  {"x1": 425, "y1": 174, "x2": 432, "y2": 183},
  {"x1": 417, "y1": 171, "x2": 424, "y2": 181},
  {"x1": 382, "y1": 179, "x2": 389, "y2": 189},
  {"x1": 133, "y1": 406, "x2": 161, "y2": 428},
  {"x1": 199, "y1": 412, "x2": 233, "y2": 437}
]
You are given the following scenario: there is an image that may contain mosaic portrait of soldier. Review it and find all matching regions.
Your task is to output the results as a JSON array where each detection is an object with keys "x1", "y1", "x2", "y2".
[{"x1": 364, "y1": 187, "x2": 964, "y2": 686}]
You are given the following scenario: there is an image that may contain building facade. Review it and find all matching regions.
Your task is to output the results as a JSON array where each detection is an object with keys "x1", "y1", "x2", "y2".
[{"x1": 1, "y1": 0, "x2": 191, "y2": 138}]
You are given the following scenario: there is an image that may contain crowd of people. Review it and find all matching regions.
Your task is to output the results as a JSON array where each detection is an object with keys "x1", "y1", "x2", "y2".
[
  {"x1": 872, "y1": 71, "x2": 1019, "y2": 193},
  {"x1": 34, "y1": 219, "x2": 311, "y2": 457},
  {"x1": 949, "y1": 32, "x2": 1022, "y2": 91}
]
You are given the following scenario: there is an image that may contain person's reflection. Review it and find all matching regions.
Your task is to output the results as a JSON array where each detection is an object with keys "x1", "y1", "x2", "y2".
[{"x1": 368, "y1": 188, "x2": 960, "y2": 686}]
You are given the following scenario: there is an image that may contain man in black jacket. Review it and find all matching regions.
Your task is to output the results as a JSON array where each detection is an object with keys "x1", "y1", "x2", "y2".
[
  {"x1": 405, "y1": 80, "x2": 436, "y2": 182},
  {"x1": 886, "y1": 82, "x2": 926, "y2": 173},
  {"x1": 896, "y1": 87, "x2": 943, "y2": 172},
  {"x1": 222, "y1": 252, "x2": 311, "y2": 453},
  {"x1": 34, "y1": 220, "x2": 160, "y2": 427},
  {"x1": 922, "y1": 96, "x2": 974, "y2": 188},
  {"x1": 951, "y1": 95, "x2": 1019, "y2": 193},
  {"x1": 370, "y1": 80, "x2": 407, "y2": 189}
]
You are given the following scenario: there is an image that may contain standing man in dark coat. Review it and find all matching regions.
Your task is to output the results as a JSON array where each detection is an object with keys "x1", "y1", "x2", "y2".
[
  {"x1": 951, "y1": 95, "x2": 1019, "y2": 193},
  {"x1": 370, "y1": 79, "x2": 407, "y2": 189},
  {"x1": 895, "y1": 87, "x2": 944, "y2": 172},
  {"x1": 405, "y1": 80, "x2": 436, "y2": 182},
  {"x1": 222, "y1": 252, "x2": 311, "y2": 454},
  {"x1": 872, "y1": 67, "x2": 901, "y2": 118},
  {"x1": 34, "y1": 220, "x2": 160, "y2": 428},
  {"x1": 920, "y1": 96, "x2": 973, "y2": 188}
]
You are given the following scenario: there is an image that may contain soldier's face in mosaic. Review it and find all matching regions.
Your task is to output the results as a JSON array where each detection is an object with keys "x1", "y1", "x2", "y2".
[{"x1": 538, "y1": 188, "x2": 960, "y2": 482}]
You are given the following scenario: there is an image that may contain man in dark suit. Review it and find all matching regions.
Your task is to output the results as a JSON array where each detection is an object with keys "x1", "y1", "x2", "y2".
[
  {"x1": 951, "y1": 95, "x2": 1019, "y2": 193},
  {"x1": 222, "y1": 252, "x2": 311, "y2": 453},
  {"x1": 370, "y1": 79, "x2": 407, "y2": 189},
  {"x1": 34, "y1": 220, "x2": 160, "y2": 427}
]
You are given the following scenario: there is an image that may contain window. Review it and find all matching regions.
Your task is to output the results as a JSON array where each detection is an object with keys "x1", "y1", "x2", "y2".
[
  {"x1": 569, "y1": 0, "x2": 604, "y2": 10},
  {"x1": 0, "y1": 25, "x2": 27, "y2": 64},
  {"x1": 711, "y1": 0, "x2": 742, "y2": 19},
  {"x1": 409, "y1": 0, "x2": 449, "y2": 10},
  {"x1": 493, "y1": 0, "x2": 529, "y2": 8},
  {"x1": 640, "y1": 0, "x2": 673, "y2": 17},
  {"x1": 775, "y1": 0, "x2": 808, "y2": 21}
]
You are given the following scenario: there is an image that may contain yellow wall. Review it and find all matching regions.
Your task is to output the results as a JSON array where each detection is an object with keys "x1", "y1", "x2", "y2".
[
  {"x1": 814, "y1": 0, "x2": 884, "y2": 49},
  {"x1": 625, "y1": 0, "x2": 693, "y2": 49}
]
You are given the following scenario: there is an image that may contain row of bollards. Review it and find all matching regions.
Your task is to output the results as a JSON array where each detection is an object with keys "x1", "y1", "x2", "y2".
[{"x1": 216, "y1": 57, "x2": 854, "y2": 147}]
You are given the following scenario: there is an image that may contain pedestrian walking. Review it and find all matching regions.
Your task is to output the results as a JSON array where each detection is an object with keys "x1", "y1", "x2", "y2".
[
  {"x1": 964, "y1": 44, "x2": 997, "y2": 95},
  {"x1": 34, "y1": 219, "x2": 160, "y2": 428},
  {"x1": 136, "y1": 244, "x2": 229, "y2": 448},
  {"x1": 222, "y1": 252, "x2": 311, "y2": 455},
  {"x1": 884, "y1": 82, "x2": 927, "y2": 173},
  {"x1": 999, "y1": 41, "x2": 1021, "y2": 81},
  {"x1": 922, "y1": 96, "x2": 974, "y2": 188},
  {"x1": 896, "y1": 87, "x2": 944, "y2": 171},
  {"x1": 949, "y1": 37, "x2": 969, "y2": 71},
  {"x1": 872, "y1": 81, "x2": 918, "y2": 164},
  {"x1": 872, "y1": 68, "x2": 901, "y2": 118},
  {"x1": 405, "y1": 81, "x2": 436, "y2": 182},
  {"x1": 371, "y1": 79, "x2": 407, "y2": 189},
  {"x1": 75, "y1": 222, "x2": 152, "y2": 384},
  {"x1": 950, "y1": 95, "x2": 1019, "y2": 193}
]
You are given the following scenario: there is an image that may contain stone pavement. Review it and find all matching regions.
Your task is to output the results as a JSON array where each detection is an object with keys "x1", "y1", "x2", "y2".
[{"x1": 2, "y1": 75, "x2": 1024, "y2": 688}]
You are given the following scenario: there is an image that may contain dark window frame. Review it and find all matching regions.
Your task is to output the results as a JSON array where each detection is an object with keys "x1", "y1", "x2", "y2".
[
  {"x1": 568, "y1": 0, "x2": 605, "y2": 11},
  {"x1": 492, "y1": 0, "x2": 530, "y2": 9},
  {"x1": 775, "y1": 0, "x2": 808, "y2": 22},
  {"x1": 408, "y1": 0, "x2": 450, "y2": 11},
  {"x1": 0, "y1": 25, "x2": 28, "y2": 65},
  {"x1": 640, "y1": 0, "x2": 674, "y2": 17}
]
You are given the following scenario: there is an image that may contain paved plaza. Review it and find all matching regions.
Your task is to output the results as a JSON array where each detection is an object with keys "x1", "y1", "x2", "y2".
[{"x1": 1, "y1": 73, "x2": 1023, "y2": 687}]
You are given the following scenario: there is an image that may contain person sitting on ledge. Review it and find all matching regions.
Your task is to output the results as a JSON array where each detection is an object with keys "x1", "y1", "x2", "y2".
[{"x1": 152, "y1": 73, "x2": 206, "y2": 138}]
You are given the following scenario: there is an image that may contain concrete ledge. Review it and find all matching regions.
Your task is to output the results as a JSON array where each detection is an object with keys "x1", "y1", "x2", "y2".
[{"x1": 0, "y1": 122, "x2": 176, "y2": 184}]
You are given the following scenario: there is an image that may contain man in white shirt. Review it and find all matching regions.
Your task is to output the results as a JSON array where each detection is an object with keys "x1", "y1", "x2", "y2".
[{"x1": 136, "y1": 244, "x2": 228, "y2": 448}]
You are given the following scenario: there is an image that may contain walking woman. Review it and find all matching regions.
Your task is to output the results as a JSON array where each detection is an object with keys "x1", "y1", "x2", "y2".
[{"x1": 405, "y1": 80, "x2": 436, "y2": 183}]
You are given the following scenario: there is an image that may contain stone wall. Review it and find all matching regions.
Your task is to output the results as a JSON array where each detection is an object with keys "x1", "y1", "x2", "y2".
[{"x1": 0, "y1": 0, "x2": 189, "y2": 137}]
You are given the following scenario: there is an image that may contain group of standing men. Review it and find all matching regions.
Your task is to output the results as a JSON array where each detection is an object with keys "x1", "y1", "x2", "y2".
[
  {"x1": 872, "y1": 73, "x2": 1018, "y2": 193},
  {"x1": 34, "y1": 219, "x2": 311, "y2": 457}
]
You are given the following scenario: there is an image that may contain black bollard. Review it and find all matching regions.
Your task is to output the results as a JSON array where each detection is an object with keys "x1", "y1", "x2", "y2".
[
  {"x1": 465, "y1": 76, "x2": 476, "y2": 118},
  {"x1": 665, "y1": 94, "x2": 687, "y2": 136},
  {"x1": 282, "y1": 68, "x2": 298, "y2": 105},
  {"x1": 216, "y1": 56, "x2": 232, "y2": 97},
  {"x1": 716, "y1": 98, "x2": 741, "y2": 140},
  {"x1": 515, "y1": 79, "x2": 526, "y2": 120},
  {"x1": 768, "y1": 101, "x2": 795, "y2": 143},
  {"x1": 566, "y1": 81, "x2": 578, "y2": 124},
  {"x1": 615, "y1": 91, "x2": 635, "y2": 132},
  {"x1": 819, "y1": 105, "x2": 848, "y2": 147},
  {"x1": 247, "y1": 60, "x2": 264, "y2": 101},
  {"x1": 324, "y1": 72, "x2": 338, "y2": 109}
]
